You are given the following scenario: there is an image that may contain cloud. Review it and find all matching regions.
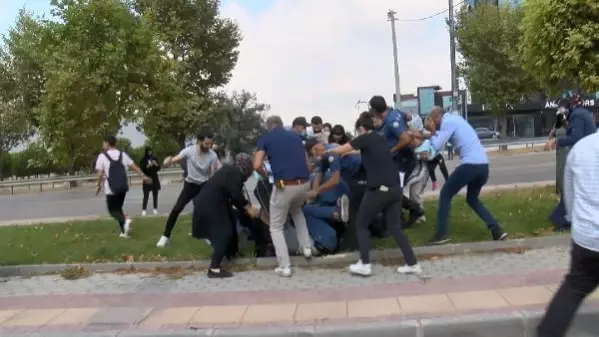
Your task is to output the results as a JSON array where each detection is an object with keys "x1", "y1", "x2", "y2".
[{"x1": 221, "y1": 0, "x2": 452, "y2": 129}]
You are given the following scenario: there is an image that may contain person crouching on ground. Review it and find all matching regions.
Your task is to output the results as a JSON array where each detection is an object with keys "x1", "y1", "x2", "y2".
[{"x1": 192, "y1": 153, "x2": 259, "y2": 278}]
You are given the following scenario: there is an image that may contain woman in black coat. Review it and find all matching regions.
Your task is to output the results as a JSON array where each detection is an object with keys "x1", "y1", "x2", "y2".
[{"x1": 140, "y1": 147, "x2": 161, "y2": 215}]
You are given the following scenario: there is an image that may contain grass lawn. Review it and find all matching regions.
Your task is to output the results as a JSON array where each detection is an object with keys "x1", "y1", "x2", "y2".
[{"x1": 0, "y1": 186, "x2": 559, "y2": 266}]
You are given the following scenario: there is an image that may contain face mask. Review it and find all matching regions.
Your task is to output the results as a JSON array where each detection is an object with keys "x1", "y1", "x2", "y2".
[{"x1": 253, "y1": 171, "x2": 263, "y2": 181}]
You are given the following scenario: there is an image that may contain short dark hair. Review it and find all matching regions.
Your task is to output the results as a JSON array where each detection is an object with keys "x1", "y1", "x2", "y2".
[
  {"x1": 323, "y1": 122, "x2": 332, "y2": 129},
  {"x1": 369, "y1": 95, "x2": 388, "y2": 114},
  {"x1": 103, "y1": 135, "x2": 117, "y2": 147},
  {"x1": 310, "y1": 116, "x2": 323, "y2": 125},
  {"x1": 355, "y1": 114, "x2": 375, "y2": 131},
  {"x1": 359, "y1": 111, "x2": 373, "y2": 119},
  {"x1": 292, "y1": 116, "x2": 308, "y2": 128},
  {"x1": 197, "y1": 130, "x2": 214, "y2": 141}
]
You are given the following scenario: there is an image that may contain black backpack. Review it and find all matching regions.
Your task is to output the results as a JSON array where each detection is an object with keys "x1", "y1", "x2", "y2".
[{"x1": 103, "y1": 151, "x2": 129, "y2": 194}]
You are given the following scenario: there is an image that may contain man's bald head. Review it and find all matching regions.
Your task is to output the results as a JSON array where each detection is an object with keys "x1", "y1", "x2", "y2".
[{"x1": 429, "y1": 106, "x2": 444, "y2": 125}]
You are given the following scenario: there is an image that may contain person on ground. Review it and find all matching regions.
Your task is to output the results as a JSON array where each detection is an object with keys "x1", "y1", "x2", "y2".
[
  {"x1": 95, "y1": 135, "x2": 150, "y2": 238},
  {"x1": 140, "y1": 147, "x2": 161, "y2": 216},
  {"x1": 424, "y1": 106, "x2": 507, "y2": 245},
  {"x1": 329, "y1": 124, "x2": 351, "y2": 145},
  {"x1": 253, "y1": 115, "x2": 314, "y2": 277},
  {"x1": 310, "y1": 116, "x2": 328, "y2": 144},
  {"x1": 327, "y1": 114, "x2": 421, "y2": 277},
  {"x1": 191, "y1": 153, "x2": 259, "y2": 279},
  {"x1": 156, "y1": 131, "x2": 219, "y2": 247},
  {"x1": 537, "y1": 131, "x2": 599, "y2": 337},
  {"x1": 545, "y1": 93, "x2": 596, "y2": 231},
  {"x1": 369, "y1": 95, "x2": 424, "y2": 227}
]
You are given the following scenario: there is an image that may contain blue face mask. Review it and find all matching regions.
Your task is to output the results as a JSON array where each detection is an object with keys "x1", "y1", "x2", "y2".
[{"x1": 253, "y1": 171, "x2": 263, "y2": 181}]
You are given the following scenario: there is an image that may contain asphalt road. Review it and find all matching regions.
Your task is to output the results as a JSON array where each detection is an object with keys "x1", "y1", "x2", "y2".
[{"x1": 0, "y1": 152, "x2": 556, "y2": 223}]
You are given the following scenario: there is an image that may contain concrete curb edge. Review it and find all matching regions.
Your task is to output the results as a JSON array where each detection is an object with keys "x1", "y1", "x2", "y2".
[{"x1": 0, "y1": 235, "x2": 570, "y2": 278}]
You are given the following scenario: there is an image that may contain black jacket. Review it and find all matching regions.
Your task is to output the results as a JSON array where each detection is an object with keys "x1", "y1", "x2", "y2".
[{"x1": 140, "y1": 155, "x2": 161, "y2": 189}]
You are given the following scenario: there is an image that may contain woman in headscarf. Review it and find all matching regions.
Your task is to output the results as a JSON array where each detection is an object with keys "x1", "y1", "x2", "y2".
[
  {"x1": 139, "y1": 147, "x2": 161, "y2": 215},
  {"x1": 191, "y1": 153, "x2": 258, "y2": 278}
]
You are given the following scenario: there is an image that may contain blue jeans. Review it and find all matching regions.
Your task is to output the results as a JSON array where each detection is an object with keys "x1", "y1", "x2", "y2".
[
  {"x1": 303, "y1": 204, "x2": 337, "y2": 251},
  {"x1": 435, "y1": 164, "x2": 499, "y2": 237},
  {"x1": 549, "y1": 196, "x2": 569, "y2": 229}
]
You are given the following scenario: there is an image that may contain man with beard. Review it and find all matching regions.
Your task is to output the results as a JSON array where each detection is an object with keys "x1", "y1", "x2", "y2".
[{"x1": 156, "y1": 131, "x2": 219, "y2": 247}]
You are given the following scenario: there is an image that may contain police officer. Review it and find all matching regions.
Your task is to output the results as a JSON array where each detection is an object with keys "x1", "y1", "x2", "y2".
[{"x1": 369, "y1": 95, "x2": 424, "y2": 227}]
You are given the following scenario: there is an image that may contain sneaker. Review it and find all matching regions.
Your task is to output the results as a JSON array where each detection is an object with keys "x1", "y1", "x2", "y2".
[
  {"x1": 275, "y1": 266, "x2": 292, "y2": 277},
  {"x1": 124, "y1": 218, "x2": 132, "y2": 235},
  {"x1": 156, "y1": 235, "x2": 169, "y2": 247},
  {"x1": 397, "y1": 264, "x2": 422, "y2": 275},
  {"x1": 349, "y1": 260, "x2": 372, "y2": 276},
  {"x1": 119, "y1": 233, "x2": 129, "y2": 239},
  {"x1": 153, "y1": 209, "x2": 159, "y2": 215},
  {"x1": 303, "y1": 247, "x2": 313, "y2": 260},
  {"x1": 337, "y1": 195, "x2": 350, "y2": 223},
  {"x1": 204, "y1": 239, "x2": 212, "y2": 246},
  {"x1": 404, "y1": 208, "x2": 424, "y2": 229},
  {"x1": 416, "y1": 215, "x2": 426, "y2": 223},
  {"x1": 491, "y1": 228, "x2": 508, "y2": 241},
  {"x1": 427, "y1": 234, "x2": 451, "y2": 245},
  {"x1": 207, "y1": 268, "x2": 233, "y2": 278},
  {"x1": 141, "y1": 210, "x2": 147, "y2": 216}
]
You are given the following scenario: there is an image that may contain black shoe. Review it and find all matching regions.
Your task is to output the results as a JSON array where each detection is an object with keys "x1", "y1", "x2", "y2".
[
  {"x1": 427, "y1": 234, "x2": 451, "y2": 245},
  {"x1": 491, "y1": 228, "x2": 508, "y2": 241},
  {"x1": 207, "y1": 268, "x2": 233, "y2": 278},
  {"x1": 403, "y1": 208, "x2": 424, "y2": 229}
]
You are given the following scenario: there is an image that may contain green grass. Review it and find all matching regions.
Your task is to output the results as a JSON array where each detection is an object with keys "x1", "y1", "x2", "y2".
[{"x1": 0, "y1": 186, "x2": 559, "y2": 266}]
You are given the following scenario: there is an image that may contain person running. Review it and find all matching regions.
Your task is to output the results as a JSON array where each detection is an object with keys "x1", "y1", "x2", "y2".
[
  {"x1": 156, "y1": 131, "x2": 219, "y2": 247},
  {"x1": 327, "y1": 114, "x2": 421, "y2": 277},
  {"x1": 95, "y1": 135, "x2": 150, "y2": 238},
  {"x1": 140, "y1": 147, "x2": 161, "y2": 216}
]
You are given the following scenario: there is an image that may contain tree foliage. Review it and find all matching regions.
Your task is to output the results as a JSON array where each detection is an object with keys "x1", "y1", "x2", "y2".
[
  {"x1": 518, "y1": 0, "x2": 599, "y2": 93},
  {"x1": 453, "y1": 3, "x2": 537, "y2": 133}
]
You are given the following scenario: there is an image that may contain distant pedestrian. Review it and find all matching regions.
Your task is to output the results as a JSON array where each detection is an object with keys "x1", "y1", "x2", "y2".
[
  {"x1": 156, "y1": 131, "x2": 219, "y2": 247},
  {"x1": 311, "y1": 116, "x2": 328, "y2": 144},
  {"x1": 424, "y1": 106, "x2": 506, "y2": 245},
  {"x1": 537, "y1": 132, "x2": 599, "y2": 337},
  {"x1": 140, "y1": 147, "x2": 161, "y2": 216},
  {"x1": 95, "y1": 135, "x2": 150, "y2": 238},
  {"x1": 327, "y1": 114, "x2": 420, "y2": 277},
  {"x1": 253, "y1": 115, "x2": 314, "y2": 277}
]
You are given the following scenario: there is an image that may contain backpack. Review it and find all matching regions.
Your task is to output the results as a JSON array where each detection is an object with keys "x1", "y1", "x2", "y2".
[{"x1": 103, "y1": 151, "x2": 129, "y2": 194}]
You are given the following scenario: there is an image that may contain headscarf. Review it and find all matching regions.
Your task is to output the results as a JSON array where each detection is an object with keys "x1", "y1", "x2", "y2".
[
  {"x1": 234, "y1": 153, "x2": 253, "y2": 180},
  {"x1": 143, "y1": 147, "x2": 154, "y2": 159}
]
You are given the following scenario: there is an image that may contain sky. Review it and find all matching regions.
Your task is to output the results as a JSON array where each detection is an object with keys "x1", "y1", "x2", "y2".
[{"x1": 0, "y1": 0, "x2": 453, "y2": 146}]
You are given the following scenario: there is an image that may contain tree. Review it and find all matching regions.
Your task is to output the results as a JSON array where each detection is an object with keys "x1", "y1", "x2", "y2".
[
  {"x1": 518, "y1": 0, "x2": 599, "y2": 93},
  {"x1": 133, "y1": 0, "x2": 242, "y2": 148},
  {"x1": 453, "y1": 3, "x2": 537, "y2": 135},
  {"x1": 212, "y1": 91, "x2": 268, "y2": 154}
]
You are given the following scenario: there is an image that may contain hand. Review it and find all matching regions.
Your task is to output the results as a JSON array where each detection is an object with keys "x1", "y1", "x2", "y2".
[
  {"x1": 163, "y1": 156, "x2": 172, "y2": 166},
  {"x1": 307, "y1": 190, "x2": 319, "y2": 200},
  {"x1": 95, "y1": 183, "x2": 101, "y2": 195},
  {"x1": 246, "y1": 206, "x2": 258, "y2": 218},
  {"x1": 424, "y1": 118, "x2": 436, "y2": 133},
  {"x1": 420, "y1": 152, "x2": 430, "y2": 160},
  {"x1": 544, "y1": 139, "x2": 557, "y2": 151},
  {"x1": 142, "y1": 175, "x2": 153, "y2": 183}
]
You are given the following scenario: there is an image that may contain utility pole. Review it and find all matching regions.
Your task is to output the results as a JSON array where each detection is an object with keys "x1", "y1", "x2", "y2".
[
  {"x1": 448, "y1": 0, "x2": 458, "y2": 112},
  {"x1": 387, "y1": 10, "x2": 401, "y2": 110}
]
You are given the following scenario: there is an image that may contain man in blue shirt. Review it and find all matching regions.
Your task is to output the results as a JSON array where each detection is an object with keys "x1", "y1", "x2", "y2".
[
  {"x1": 253, "y1": 115, "x2": 314, "y2": 277},
  {"x1": 369, "y1": 95, "x2": 424, "y2": 227},
  {"x1": 545, "y1": 93, "x2": 596, "y2": 231},
  {"x1": 424, "y1": 106, "x2": 507, "y2": 245}
]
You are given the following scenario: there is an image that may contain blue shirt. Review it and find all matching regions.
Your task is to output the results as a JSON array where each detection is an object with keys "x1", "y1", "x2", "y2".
[
  {"x1": 414, "y1": 140, "x2": 438, "y2": 160},
  {"x1": 318, "y1": 144, "x2": 362, "y2": 183},
  {"x1": 257, "y1": 127, "x2": 309, "y2": 181},
  {"x1": 557, "y1": 107, "x2": 596, "y2": 148},
  {"x1": 379, "y1": 110, "x2": 408, "y2": 151},
  {"x1": 430, "y1": 114, "x2": 488, "y2": 165}
]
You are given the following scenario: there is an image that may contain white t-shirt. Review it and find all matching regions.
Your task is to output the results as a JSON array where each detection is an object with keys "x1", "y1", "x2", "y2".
[{"x1": 95, "y1": 149, "x2": 134, "y2": 195}]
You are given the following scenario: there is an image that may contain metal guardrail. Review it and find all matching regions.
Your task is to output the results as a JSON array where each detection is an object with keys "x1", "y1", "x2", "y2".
[{"x1": 481, "y1": 137, "x2": 546, "y2": 149}]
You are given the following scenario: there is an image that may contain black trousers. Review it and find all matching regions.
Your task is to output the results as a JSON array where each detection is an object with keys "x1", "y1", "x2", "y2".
[
  {"x1": 355, "y1": 185, "x2": 417, "y2": 265},
  {"x1": 427, "y1": 153, "x2": 449, "y2": 182},
  {"x1": 207, "y1": 207, "x2": 237, "y2": 269},
  {"x1": 106, "y1": 193, "x2": 127, "y2": 233},
  {"x1": 142, "y1": 184, "x2": 159, "y2": 210},
  {"x1": 537, "y1": 242, "x2": 599, "y2": 337},
  {"x1": 163, "y1": 181, "x2": 204, "y2": 238}
]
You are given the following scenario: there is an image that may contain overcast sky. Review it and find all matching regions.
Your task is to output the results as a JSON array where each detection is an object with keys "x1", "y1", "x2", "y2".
[{"x1": 1, "y1": 0, "x2": 453, "y2": 146}]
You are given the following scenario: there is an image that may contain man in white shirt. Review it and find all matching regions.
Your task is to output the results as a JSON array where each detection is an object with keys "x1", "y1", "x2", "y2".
[
  {"x1": 95, "y1": 135, "x2": 149, "y2": 238},
  {"x1": 537, "y1": 132, "x2": 599, "y2": 337}
]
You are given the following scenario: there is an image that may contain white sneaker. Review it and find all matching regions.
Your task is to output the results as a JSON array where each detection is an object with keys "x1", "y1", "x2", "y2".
[
  {"x1": 204, "y1": 239, "x2": 212, "y2": 246},
  {"x1": 397, "y1": 264, "x2": 422, "y2": 275},
  {"x1": 303, "y1": 247, "x2": 312, "y2": 259},
  {"x1": 338, "y1": 194, "x2": 350, "y2": 223},
  {"x1": 275, "y1": 266, "x2": 292, "y2": 277},
  {"x1": 141, "y1": 210, "x2": 147, "y2": 216},
  {"x1": 416, "y1": 215, "x2": 426, "y2": 223},
  {"x1": 156, "y1": 235, "x2": 169, "y2": 247},
  {"x1": 124, "y1": 218, "x2": 132, "y2": 235},
  {"x1": 349, "y1": 260, "x2": 372, "y2": 276},
  {"x1": 153, "y1": 209, "x2": 159, "y2": 215},
  {"x1": 119, "y1": 233, "x2": 129, "y2": 239}
]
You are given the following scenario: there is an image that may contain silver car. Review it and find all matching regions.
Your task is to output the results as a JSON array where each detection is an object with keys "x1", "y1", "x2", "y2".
[{"x1": 475, "y1": 127, "x2": 501, "y2": 140}]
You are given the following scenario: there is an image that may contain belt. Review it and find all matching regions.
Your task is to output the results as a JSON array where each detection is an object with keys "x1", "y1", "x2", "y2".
[{"x1": 279, "y1": 178, "x2": 309, "y2": 186}]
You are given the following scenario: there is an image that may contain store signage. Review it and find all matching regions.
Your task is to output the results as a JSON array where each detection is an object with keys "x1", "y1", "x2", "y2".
[{"x1": 544, "y1": 99, "x2": 595, "y2": 109}]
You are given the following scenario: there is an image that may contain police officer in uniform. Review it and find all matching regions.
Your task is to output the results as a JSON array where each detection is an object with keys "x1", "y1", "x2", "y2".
[{"x1": 369, "y1": 95, "x2": 424, "y2": 227}]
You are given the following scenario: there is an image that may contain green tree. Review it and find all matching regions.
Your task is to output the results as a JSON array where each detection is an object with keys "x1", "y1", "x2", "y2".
[
  {"x1": 453, "y1": 3, "x2": 537, "y2": 135},
  {"x1": 518, "y1": 0, "x2": 599, "y2": 93},
  {"x1": 144, "y1": 135, "x2": 180, "y2": 162},
  {"x1": 133, "y1": 0, "x2": 242, "y2": 148},
  {"x1": 212, "y1": 91, "x2": 268, "y2": 154}
]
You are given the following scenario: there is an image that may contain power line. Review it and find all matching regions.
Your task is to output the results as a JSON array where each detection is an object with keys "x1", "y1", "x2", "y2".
[{"x1": 397, "y1": 0, "x2": 466, "y2": 22}]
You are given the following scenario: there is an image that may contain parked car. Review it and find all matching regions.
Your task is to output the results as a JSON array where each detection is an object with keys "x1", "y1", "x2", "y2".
[{"x1": 475, "y1": 127, "x2": 501, "y2": 140}]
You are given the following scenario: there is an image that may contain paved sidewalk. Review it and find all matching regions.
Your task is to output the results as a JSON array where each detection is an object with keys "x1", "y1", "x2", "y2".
[{"x1": 1, "y1": 245, "x2": 598, "y2": 336}]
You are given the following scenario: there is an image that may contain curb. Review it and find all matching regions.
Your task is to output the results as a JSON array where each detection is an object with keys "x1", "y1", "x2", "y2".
[{"x1": 0, "y1": 235, "x2": 570, "y2": 278}]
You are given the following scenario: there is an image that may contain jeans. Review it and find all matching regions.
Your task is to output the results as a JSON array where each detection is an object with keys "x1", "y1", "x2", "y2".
[
  {"x1": 550, "y1": 196, "x2": 570, "y2": 229},
  {"x1": 106, "y1": 193, "x2": 127, "y2": 234},
  {"x1": 537, "y1": 242, "x2": 599, "y2": 337},
  {"x1": 435, "y1": 164, "x2": 499, "y2": 237}
]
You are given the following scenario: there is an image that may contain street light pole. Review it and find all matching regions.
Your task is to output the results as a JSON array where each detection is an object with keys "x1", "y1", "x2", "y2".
[
  {"x1": 387, "y1": 10, "x2": 401, "y2": 110},
  {"x1": 448, "y1": 0, "x2": 458, "y2": 112}
]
